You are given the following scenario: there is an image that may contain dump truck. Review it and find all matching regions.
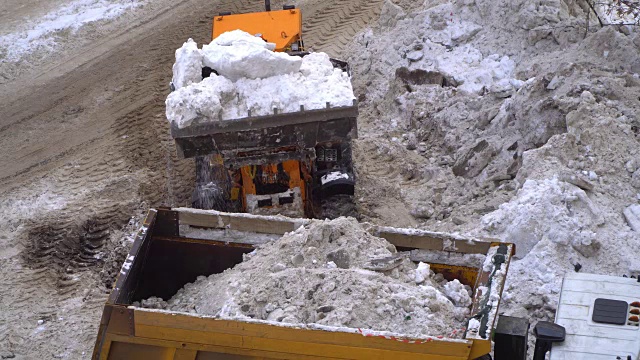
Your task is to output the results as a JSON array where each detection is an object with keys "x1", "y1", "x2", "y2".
[
  {"x1": 171, "y1": 1, "x2": 358, "y2": 219},
  {"x1": 92, "y1": 207, "x2": 515, "y2": 360}
]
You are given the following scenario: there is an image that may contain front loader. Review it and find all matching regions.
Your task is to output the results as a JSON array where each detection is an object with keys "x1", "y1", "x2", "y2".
[{"x1": 171, "y1": 1, "x2": 357, "y2": 219}]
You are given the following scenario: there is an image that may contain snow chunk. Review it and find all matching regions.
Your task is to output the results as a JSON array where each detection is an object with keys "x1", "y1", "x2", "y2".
[
  {"x1": 202, "y1": 30, "x2": 301, "y2": 81},
  {"x1": 414, "y1": 262, "x2": 430, "y2": 284},
  {"x1": 166, "y1": 35, "x2": 356, "y2": 128},
  {"x1": 165, "y1": 75, "x2": 235, "y2": 128},
  {"x1": 444, "y1": 279, "x2": 472, "y2": 307},
  {"x1": 624, "y1": 204, "x2": 640, "y2": 232},
  {"x1": 232, "y1": 52, "x2": 354, "y2": 117},
  {"x1": 213, "y1": 29, "x2": 275, "y2": 49},
  {"x1": 172, "y1": 39, "x2": 204, "y2": 89},
  {"x1": 481, "y1": 178, "x2": 602, "y2": 257}
]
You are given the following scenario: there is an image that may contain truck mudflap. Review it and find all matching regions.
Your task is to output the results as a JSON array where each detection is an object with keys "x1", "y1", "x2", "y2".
[
  {"x1": 93, "y1": 208, "x2": 514, "y2": 360},
  {"x1": 170, "y1": 101, "x2": 358, "y2": 160}
]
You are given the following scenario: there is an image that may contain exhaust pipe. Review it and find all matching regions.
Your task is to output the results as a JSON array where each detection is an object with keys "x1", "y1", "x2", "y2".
[
  {"x1": 265, "y1": 0, "x2": 271, "y2": 11},
  {"x1": 532, "y1": 321, "x2": 566, "y2": 360}
]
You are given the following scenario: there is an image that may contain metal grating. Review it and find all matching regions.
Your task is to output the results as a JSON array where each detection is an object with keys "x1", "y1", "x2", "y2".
[{"x1": 324, "y1": 148, "x2": 338, "y2": 162}]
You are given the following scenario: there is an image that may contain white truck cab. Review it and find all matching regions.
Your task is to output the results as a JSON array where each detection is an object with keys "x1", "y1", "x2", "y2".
[{"x1": 550, "y1": 273, "x2": 640, "y2": 360}]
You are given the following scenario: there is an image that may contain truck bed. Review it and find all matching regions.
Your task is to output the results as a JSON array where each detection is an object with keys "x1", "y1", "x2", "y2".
[
  {"x1": 171, "y1": 102, "x2": 358, "y2": 159},
  {"x1": 92, "y1": 208, "x2": 513, "y2": 360}
]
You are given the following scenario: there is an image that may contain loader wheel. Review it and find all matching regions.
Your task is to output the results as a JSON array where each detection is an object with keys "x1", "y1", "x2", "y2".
[{"x1": 320, "y1": 194, "x2": 357, "y2": 219}]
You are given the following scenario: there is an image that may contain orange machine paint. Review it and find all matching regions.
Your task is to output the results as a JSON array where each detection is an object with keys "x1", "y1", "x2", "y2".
[
  {"x1": 239, "y1": 160, "x2": 306, "y2": 212},
  {"x1": 212, "y1": 9, "x2": 303, "y2": 52}
]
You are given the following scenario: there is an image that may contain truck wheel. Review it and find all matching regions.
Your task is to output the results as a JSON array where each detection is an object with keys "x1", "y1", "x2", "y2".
[{"x1": 321, "y1": 194, "x2": 356, "y2": 219}]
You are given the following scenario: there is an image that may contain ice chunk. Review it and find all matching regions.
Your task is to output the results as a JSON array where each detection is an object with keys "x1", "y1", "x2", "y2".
[
  {"x1": 172, "y1": 39, "x2": 204, "y2": 89},
  {"x1": 165, "y1": 75, "x2": 235, "y2": 128},
  {"x1": 202, "y1": 30, "x2": 301, "y2": 81},
  {"x1": 444, "y1": 279, "x2": 472, "y2": 307},
  {"x1": 414, "y1": 262, "x2": 430, "y2": 284}
]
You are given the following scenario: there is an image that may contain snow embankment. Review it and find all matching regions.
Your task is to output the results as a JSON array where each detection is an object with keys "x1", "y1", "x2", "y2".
[
  {"x1": 166, "y1": 30, "x2": 356, "y2": 129},
  {"x1": 481, "y1": 178, "x2": 602, "y2": 258},
  {"x1": 352, "y1": 2, "x2": 523, "y2": 98},
  {"x1": 0, "y1": 0, "x2": 145, "y2": 63}
]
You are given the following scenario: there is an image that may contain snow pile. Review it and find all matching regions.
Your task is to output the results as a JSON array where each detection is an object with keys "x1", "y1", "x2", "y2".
[
  {"x1": 166, "y1": 31, "x2": 356, "y2": 129},
  {"x1": 344, "y1": 0, "x2": 640, "y2": 350},
  {"x1": 481, "y1": 178, "x2": 602, "y2": 258},
  {"x1": 136, "y1": 217, "x2": 472, "y2": 337},
  {"x1": 0, "y1": 0, "x2": 144, "y2": 63},
  {"x1": 436, "y1": 45, "x2": 519, "y2": 95},
  {"x1": 350, "y1": 2, "x2": 521, "y2": 98}
]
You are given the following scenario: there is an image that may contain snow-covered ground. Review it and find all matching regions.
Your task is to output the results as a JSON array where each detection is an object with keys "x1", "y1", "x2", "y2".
[{"x1": 0, "y1": 0, "x2": 145, "y2": 63}]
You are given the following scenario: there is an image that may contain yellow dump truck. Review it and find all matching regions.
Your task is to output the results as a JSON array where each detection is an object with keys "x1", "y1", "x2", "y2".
[{"x1": 92, "y1": 208, "x2": 514, "y2": 360}]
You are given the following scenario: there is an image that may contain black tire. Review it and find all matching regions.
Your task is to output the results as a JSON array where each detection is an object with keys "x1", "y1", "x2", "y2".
[{"x1": 320, "y1": 194, "x2": 357, "y2": 219}]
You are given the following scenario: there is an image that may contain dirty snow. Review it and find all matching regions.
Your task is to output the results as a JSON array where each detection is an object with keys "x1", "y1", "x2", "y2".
[
  {"x1": 136, "y1": 217, "x2": 472, "y2": 337},
  {"x1": 166, "y1": 32, "x2": 356, "y2": 128},
  {"x1": 481, "y1": 178, "x2": 602, "y2": 258},
  {"x1": 0, "y1": 0, "x2": 145, "y2": 63},
  {"x1": 345, "y1": 0, "x2": 640, "y2": 355}
]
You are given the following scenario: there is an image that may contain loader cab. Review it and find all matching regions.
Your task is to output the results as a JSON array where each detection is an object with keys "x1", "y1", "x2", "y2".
[{"x1": 212, "y1": 3, "x2": 304, "y2": 53}]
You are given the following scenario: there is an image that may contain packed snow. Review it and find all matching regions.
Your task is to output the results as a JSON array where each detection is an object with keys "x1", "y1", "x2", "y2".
[
  {"x1": 201, "y1": 30, "x2": 301, "y2": 81},
  {"x1": 166, "y1": 31, "x2": 356, "y2": 128},
  {"x1": 0, "y1": 0, "x2": 145, "y2": 63},
  {"x1": 346, "y1": 0, "x2": 640, "y2": 355},
  {"x1": 171, "y1": 38, "x2": 203, "y2": 89},
  {"x1": 136, "y1": 217, "x2": 473, "y2": 337}
]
